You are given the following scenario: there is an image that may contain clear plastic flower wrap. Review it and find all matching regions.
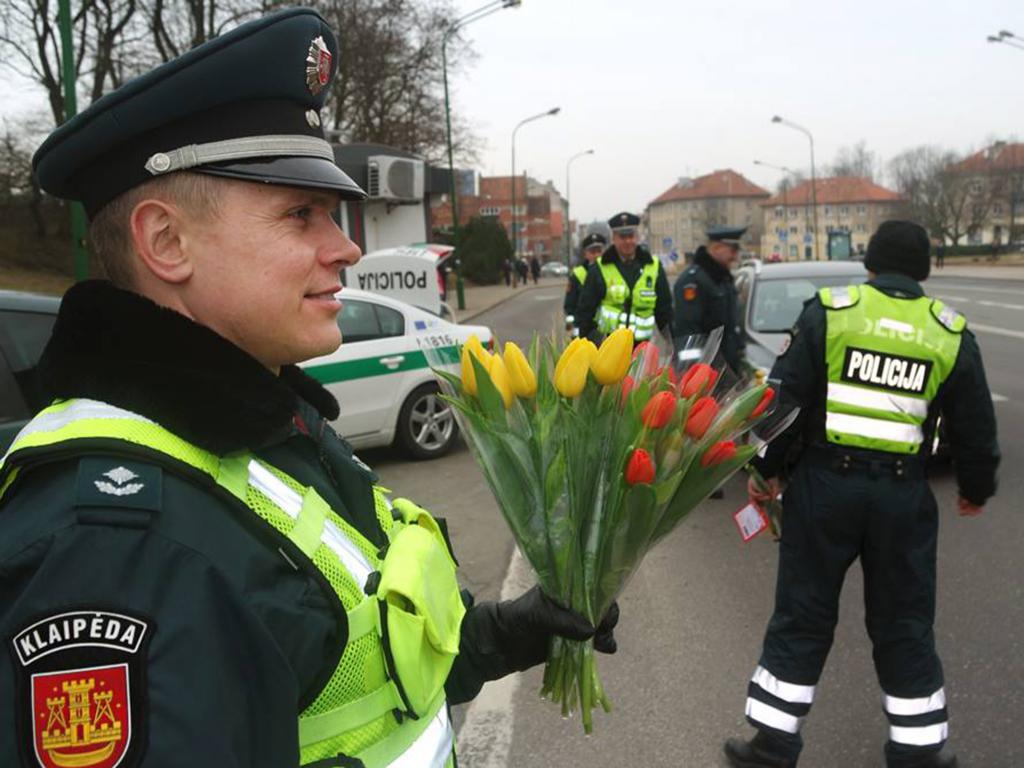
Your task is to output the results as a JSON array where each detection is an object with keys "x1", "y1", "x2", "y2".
[{"x1": 426, "y1": 328, "x2": 796, "y2": 733}]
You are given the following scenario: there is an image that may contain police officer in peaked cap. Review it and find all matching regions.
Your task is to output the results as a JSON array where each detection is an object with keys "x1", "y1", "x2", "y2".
[
  {"x1": 575, "y1": 212, "x2": 673, "y2": 344},
  {"x1": 672, "y1": 224, "x2": 749, "y2": 374},
  {"x1": 724, "y1": 221, "x2": 999, "y2": 768},
  {"x1": 0, "y1": 9, "x2": 618, "y2": 767},
  {"x1": 564, "y1": 231, "x2": 607, "y2": 335}
]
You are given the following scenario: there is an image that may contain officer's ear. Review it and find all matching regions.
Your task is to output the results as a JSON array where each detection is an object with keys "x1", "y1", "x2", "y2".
[{"x1": 129, "y1": 197, "x2": 194, "y2": 285}]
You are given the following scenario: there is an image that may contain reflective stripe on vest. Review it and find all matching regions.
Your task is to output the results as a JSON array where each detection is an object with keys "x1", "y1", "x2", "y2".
[
  {"x1": 596, "y1": 259, "x2": 660, "y2": 339},
  {"x1": 0, "y1": 399, "x2": 457, "y2": 768},
  {"x1": 820, "y1": 285, "x2": 963, "y2": 454}
]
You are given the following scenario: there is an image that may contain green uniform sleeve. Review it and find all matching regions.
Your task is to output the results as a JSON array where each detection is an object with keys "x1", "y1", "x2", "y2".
[
  {"x1": 575, "y1": 266, "x2": 605, "y2": 341},
  {"x1": 751, "y1": 298, "x2": 825, "y2": 479},
  {"x1": 654, "y1": 263, "x2": 674, "y2": 332},
  {"x1": 0, "y1": 460, "x2": 337, "y2": 767},
  {"x1": 672, "y1": 269, "x2": 708, "y2": 339},
  {"x1": 937, "y1": 330, "x2": 1000, "y2": 505}
]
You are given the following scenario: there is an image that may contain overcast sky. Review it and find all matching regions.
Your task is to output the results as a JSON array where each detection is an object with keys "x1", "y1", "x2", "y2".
[{"x1": 450, "y1": 0, "x2": 1023, "y2": 224}]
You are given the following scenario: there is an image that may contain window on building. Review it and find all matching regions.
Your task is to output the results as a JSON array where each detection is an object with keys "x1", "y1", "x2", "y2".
[
  {"x1": 970, "y1": 181, "x2": 982, "y2": 195},
  {"x1": 839, "y1": 206, "x2": 849, "y2": 216},
  {"x1": 789, "y1": 226, "x2": 798, "y2": 235},
  {"x1": 823, "y1": 206, "x2": 832, "y2": 216},
  {"x1": 857, "y1": 205, "x2": 867, "y2": 215},
  {"x1": 788, "y1": 208, "x2": 798, "y2": 219},
  {"x1": 856, "y1": 224, "x2": 867, "y2": 233},
  {"x1": 789, "y1": 244, "x2": 799, "y2": 259},
  {"x1": 480, "y1": 206, "x2": 500, "y2": 217},
  {"x1": 775, "y1": 206, "x2": 784, "y2": 219},
  {"x1": 993, "y1": 203, "x2": 1003, "y2": 215}
]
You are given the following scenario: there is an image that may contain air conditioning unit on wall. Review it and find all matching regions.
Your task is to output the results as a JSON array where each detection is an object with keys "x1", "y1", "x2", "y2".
[{"x1": 367, "y1": 155, "x2": 425, "y2": 202}]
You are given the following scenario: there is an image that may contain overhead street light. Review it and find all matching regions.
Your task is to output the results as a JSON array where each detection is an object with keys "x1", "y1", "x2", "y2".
[
  {"x1": 442, "y1": 0, "x2": 521, "y2": 310},
  {"x1": 771, "y1": 115, "x2": 819, "y2": 260},
  {"x1": 987, "y1": 30, "x2": 1024, "y2": 50},
  {"x1": 564, "y1": 149, "x2": 595, "y2": 265},
  {"x1": 510, "y1": 107, "x2": 561, "y2": 270}
]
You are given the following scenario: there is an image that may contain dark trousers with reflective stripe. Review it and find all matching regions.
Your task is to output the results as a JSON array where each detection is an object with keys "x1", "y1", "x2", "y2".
[{"x1": 750, "y1": 457, "x2": 946, "y2": 766}]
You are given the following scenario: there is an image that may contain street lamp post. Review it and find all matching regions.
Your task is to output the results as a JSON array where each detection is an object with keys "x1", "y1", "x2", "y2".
[
  {"x1": 772, "y1": 115, "x2": 819, "y2": 260},
  {"x1": 564, "y1": 149, "x2": 594, "y2": 265},
  {"x1": 58, "y1": 0, "x2": 88, "y2": 280},
  {"x1": 510, "y1": 107, "x2": 560, "y2": 275},
  {"x1": 443, "y1": 0, "x2": 521, "y2": 310},
  {"x1": 754, "y1": 159, "x2": 794, "y2": 257}
]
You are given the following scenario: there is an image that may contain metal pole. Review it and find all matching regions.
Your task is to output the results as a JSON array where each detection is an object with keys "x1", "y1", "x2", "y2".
[
  {"x1": 58, "y1": 0, "x2": 88, "y2": 281},
  {"x1": 510, "y1": 107, "x2": 560, "y2": 276},
  {"x1": 809, "y1": 134, "x2": 819, "y2": 260},
  {"x1": 441, "y1": 0, "x2": 519, "y2": 309},
  {"x1": 565, "y1": 149, "x2": 594, "y2": 265}
]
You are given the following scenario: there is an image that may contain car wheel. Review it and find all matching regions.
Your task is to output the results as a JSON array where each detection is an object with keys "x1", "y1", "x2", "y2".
[{"x1": 396, "y1": 383, "x2": 459, "y2": 460}]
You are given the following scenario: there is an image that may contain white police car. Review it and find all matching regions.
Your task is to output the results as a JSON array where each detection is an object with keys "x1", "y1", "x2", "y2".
[{"x1": 301, "y1": 288, "x2": 491, "y2": 460}]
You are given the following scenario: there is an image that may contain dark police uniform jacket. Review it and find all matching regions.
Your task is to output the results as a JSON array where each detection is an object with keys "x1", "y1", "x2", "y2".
[
  {"x1": 574, "y1": 245, "x2": 673, "y2": 342},
  {"x1": 563, "y1": 262, "x2": 590, "y2": 318},
  {"x1": 753, "y1": 272, "x2": 1000, "y2": 503},
  {"x1": 0, "y1": 281, "x2": 513, "y2": 766},
  {"x1": 672, "y1": 246, "x2": 745, "y2": 373}
]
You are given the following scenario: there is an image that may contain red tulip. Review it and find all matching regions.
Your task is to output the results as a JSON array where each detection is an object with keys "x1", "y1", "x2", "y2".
[
  {"x1": 749, "y1": 386, "x2": 776, "y2": 419},
  {"x1": 700, "y1": 440, "x2": 737, "y2": 468},
  {"x1": 685, "y1": 396, "x2": 719, "y2": 439},
  {"x1": 632, "y1": 342, "x2": 660, "y2": 378},
  {"x1": 656, "y1": 365, "x2": 679, "y2": 387},
  {"x1": 625, "y1": 448, "x2": 656, "y2": 485},
  {"x1": 678, "y1": 363, "x2": 718, "y2": 399},
  {"x1": 620, "y1": 375, "x2": 635, "y2": 407},
  {"x1": 641, "y1": 390, "x2": 678, "y2": 429}
]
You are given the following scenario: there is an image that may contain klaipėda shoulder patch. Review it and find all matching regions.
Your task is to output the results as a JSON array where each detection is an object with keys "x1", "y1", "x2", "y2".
[{"x1": 10, "y1": 609, "x2": 152, "y2": 768}]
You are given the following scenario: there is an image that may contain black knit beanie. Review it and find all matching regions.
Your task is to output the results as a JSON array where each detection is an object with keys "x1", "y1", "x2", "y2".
[{"x1": 864, "y1": 220, "x2": 931, "y2": 281}]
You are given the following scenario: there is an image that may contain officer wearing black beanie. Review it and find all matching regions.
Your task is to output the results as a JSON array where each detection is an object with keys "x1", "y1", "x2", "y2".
[
  {"x1": 864, "y1": 220, "x2": 932, "y2": 282},
  {"x1": 724, "y1": 220, "x2": 999, "y2": 768}
]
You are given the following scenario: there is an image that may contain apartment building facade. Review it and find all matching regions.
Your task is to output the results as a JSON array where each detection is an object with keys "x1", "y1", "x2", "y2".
[
  {"x1": 760, "y1": 176, "x2": 904, "y2": 260},
  {"x1": 646, "y1": 170, "x2": 769, "y2": 256}
]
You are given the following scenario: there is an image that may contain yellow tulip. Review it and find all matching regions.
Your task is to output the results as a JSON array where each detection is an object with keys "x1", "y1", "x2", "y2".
[
  {"x1": 591, "y1": 328, "x2": 634, "y2": 385},
  {"x1": 460, "y1": 335, "x2": 491, "y2": 397},
  {"x1": 554, "y1": 337, "x2": 587, "y2": 384},
  {"x1": 503, "y1": 342, "x2": 537, "y2": 398},
  {"x1": 487, "y1": 354, "x2": 514, "y2": 408},
  {"x1": 554, "y1": 339, "x2": 597, "y2": 398}
]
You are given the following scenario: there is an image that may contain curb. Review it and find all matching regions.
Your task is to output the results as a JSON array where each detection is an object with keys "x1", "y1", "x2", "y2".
[{"x1": 457, "y1": 281, "x2": 562, "y2": 323}]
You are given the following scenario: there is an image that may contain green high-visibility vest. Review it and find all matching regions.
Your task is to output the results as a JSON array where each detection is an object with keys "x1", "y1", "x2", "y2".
[
  {"x1": 0, "y1": 399, "x2": 463, "y2": 768},
  {"x1": 572, "y1": 265, "x2": 588, "y2": 286},
  {"x1": 596, "y1": 259, "x2": 660, "y2": 340},
  {"x1": 820, "y1": 284, "x2": 966, "y2": 454}
]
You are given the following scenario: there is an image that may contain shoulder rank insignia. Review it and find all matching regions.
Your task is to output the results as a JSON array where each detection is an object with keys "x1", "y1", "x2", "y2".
[
  {"x1": 75, "y1": 459, "x2": 161, "y2": 513},
  {"x1": 10, "y1": 609, "x2": 153, "y2": 768}
]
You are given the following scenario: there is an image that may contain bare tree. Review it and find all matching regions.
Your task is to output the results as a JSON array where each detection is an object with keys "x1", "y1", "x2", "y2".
[
  {"x1": 140, "y1": 0, "x2": 265, "y2": 64},
  {"x1": 0, "y1": 0, "x2": 140, "y2": 127},
  {"x1": 828, "y1": 141, "x2": 879, "y2": 180}
]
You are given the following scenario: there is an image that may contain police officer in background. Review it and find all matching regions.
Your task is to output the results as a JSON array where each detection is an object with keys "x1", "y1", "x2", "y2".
[
  {"x1": 724, "y1": 221, "x2": 999, "y2": 768},
  {"x1": 575, "y1": 212, "x2": 673, "y2": 344},
  {"x1": 0, "y1": 10, "x2": 617, "y2": 767},
  {"x1": 673, "y1": 225, "x2": 748, "y2": 374},
  {"x1": 564, "y1": 231, "x2": 606, "y2": 335}
]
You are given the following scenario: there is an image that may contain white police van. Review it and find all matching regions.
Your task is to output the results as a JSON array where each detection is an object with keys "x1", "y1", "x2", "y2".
[{"x1": 300, "y1": 287, "x2": 491, "y2": 460}]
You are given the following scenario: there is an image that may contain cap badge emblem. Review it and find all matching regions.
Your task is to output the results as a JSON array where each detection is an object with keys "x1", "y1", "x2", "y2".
[{"x1": 306, "y1": 36, "x2": 332, "y2": 95}]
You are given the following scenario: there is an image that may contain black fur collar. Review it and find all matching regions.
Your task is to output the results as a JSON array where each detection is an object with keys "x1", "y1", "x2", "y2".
[
  {"x1": 694, "y1": 246, "x2": 732, "y2": 283},
  {"x1": 38, "y1": 280, "x2": 340, "y2": 454}
]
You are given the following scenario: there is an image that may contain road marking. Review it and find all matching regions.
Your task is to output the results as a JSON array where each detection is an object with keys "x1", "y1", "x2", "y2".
[
  {"x1": 931, "y1": 283, "x2": 1024, "y2": 297},
  {"x1": 978, "y1": 300, "x2": 1024, "y2": 310},
  {"x1": 457, "y1": 546, "x2": 531, "y2": 767},
  {"x1": 971, "y1": 323, "x2": 1024, "y2": 340},
  {"x1": 933, "y1": 295, "x2": 970, "y2": 304},
  {"x1": 533, "y1": 294, "x2": 560, "y2": 301},
  {"x1": 992, "y1": 393, "x2": 1009, "y2": 403}
]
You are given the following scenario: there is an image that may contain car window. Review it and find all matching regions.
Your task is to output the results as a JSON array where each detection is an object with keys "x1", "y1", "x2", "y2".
[
  {"x1": 338, "y1": 300, "x2": 381, "y2": 344},
  {"x1": 374, "y1": 304, "x2": 405, "y2": 338},
  {"x1": 0, "y1": 310, "x2": 57, "y2": 423},
  {"x1": 751, "y1": 275, "x2": 866, "y2": 332}
]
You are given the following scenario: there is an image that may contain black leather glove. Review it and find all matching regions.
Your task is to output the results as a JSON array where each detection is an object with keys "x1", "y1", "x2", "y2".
[{"x1": 593, "y1": 601, "x2": 620, "y2": 654}]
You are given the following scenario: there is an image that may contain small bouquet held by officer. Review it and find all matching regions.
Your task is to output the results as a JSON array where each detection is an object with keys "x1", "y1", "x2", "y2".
[{"x1": 429, "y1": 321, "x2": 796, "y2": 733}]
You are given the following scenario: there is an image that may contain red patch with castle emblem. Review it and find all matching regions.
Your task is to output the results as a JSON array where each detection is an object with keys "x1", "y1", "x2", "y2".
[
  {"x1": 31, "y1": 664, "x2": 131, "y2": 768},
  {"x1": 11, "y1": 609, "x2": 151, "y2": 768}
]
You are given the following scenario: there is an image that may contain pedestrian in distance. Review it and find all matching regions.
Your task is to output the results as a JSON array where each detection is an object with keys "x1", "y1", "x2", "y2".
[
  {"x1": 574, "y1": 212, "x2": 673, "y2": 346},
  {"x1": 501, "y1": 256, "x2": 512, "y2": 286},
  {"x1": 529, "y1": 254, "x2": 540, "y2": 285},
  {"x1": 672, "y1": 225, "x2": 750, "y2": 376},
  {"x1": 935, "y1": 241, "x2": 946, "y2": 270},
  {"x1": 0, "y1": 9, "x2": 619, "y2": 767},
  {"x1": 724, "y1": 220, "x2": 1000, "y2": 768},
  {"x1": 516, "y1": 257, "x2": 529, "y2": 286},
  {"x1": 564, "y1": 231, "x2": 606, "y2": 336}
]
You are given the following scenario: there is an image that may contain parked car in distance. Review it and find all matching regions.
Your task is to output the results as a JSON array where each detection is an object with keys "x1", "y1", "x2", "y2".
[
  {"x1": 0, "y1": 291, "x2": 61, "y2": 453},
  {"x1": 736, "y1": 259, "x2": 868, "y2": 376},
  {"x1": 540, "y1": 261, "x2": 569, "y2": 277},
  {"x1": 301, "y1": 287, "x2": 493, "y2": 460}
]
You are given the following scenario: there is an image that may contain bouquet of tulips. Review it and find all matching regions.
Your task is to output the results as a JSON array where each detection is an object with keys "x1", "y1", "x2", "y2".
[{"x1": 429, "y1": 329, "x2": 793, "y2": 733}]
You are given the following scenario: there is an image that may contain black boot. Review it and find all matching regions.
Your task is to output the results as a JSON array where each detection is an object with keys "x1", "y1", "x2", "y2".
[
  {"x1": 723, "y1": 732, "x2": 797, "y2": 768},
  {"x1": 897, "y1": 747, "x2": 958, "y2": 768}
]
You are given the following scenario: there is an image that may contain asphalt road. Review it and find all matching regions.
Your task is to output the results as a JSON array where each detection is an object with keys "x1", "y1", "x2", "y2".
[{"x1": 362, "y1": 276, "x2": 1023, "y2": 768}]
